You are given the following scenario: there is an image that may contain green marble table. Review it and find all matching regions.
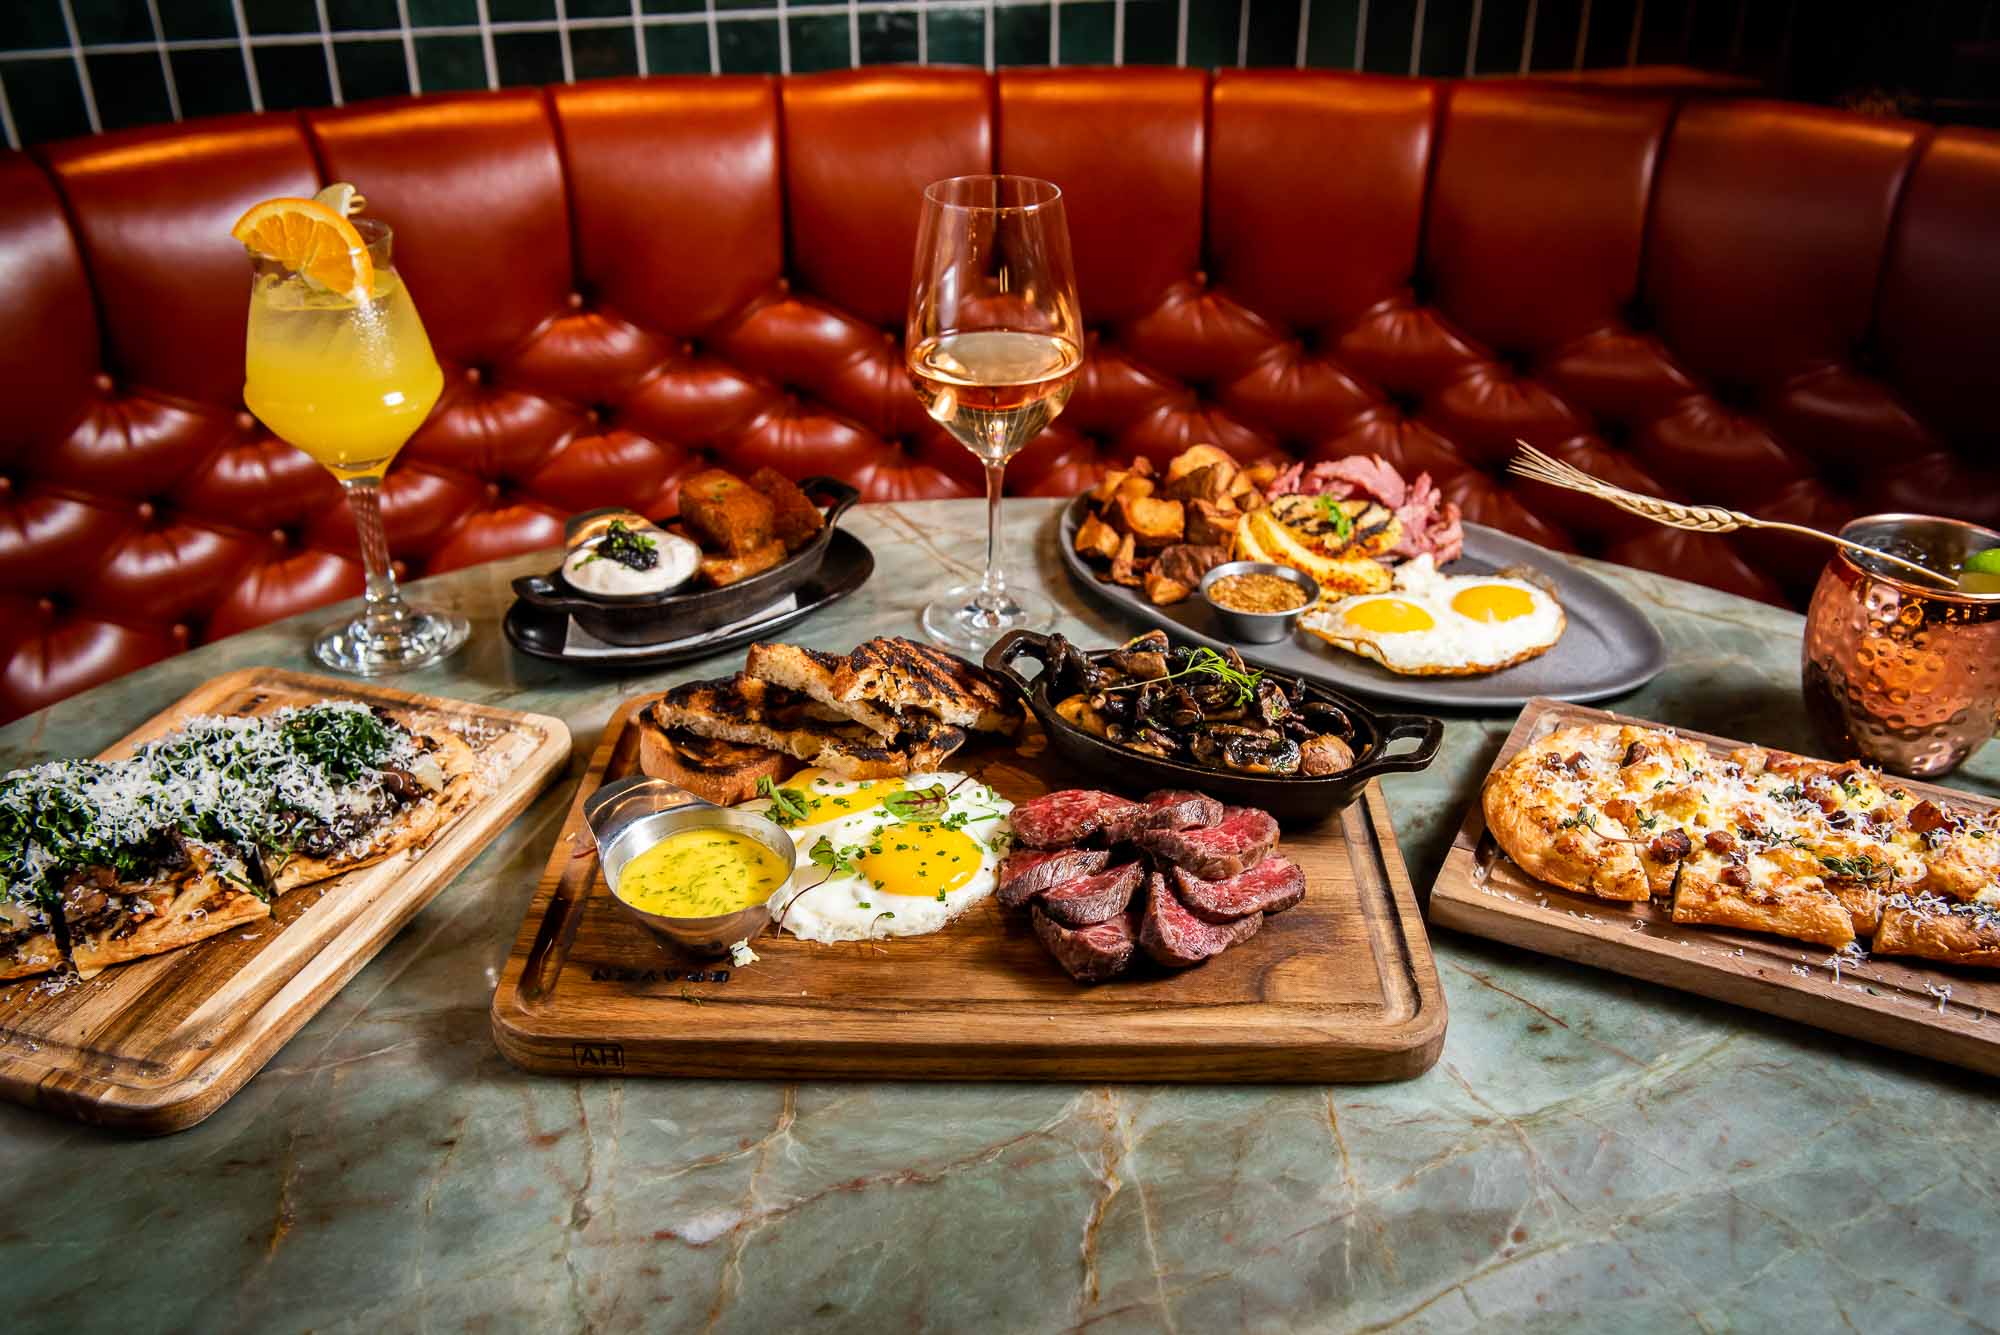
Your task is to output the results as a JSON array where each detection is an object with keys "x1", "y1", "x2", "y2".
[{"x1": 2, "y1": 500, "x2": 1993, "y2": 1334}]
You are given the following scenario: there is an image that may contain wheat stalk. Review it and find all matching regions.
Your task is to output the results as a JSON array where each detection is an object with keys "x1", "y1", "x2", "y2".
[{"x1": 1506, "y1": 442, "x2": 1958, "y2": 589}]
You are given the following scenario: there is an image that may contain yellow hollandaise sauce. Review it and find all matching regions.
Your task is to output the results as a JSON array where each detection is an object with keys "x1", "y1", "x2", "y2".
[{"x1": 614, "y1": 828, "x2": 788, "y2": 918}]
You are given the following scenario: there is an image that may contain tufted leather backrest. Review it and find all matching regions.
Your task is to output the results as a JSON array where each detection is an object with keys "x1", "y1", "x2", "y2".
[{"x1": 2, "y1": 69, "x2": 1996, "y2": 723}]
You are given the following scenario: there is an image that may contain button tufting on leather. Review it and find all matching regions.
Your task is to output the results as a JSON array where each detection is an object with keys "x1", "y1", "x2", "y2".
[{"x1": 0, "y1": 70, "x2": 1993, "y2": 725}]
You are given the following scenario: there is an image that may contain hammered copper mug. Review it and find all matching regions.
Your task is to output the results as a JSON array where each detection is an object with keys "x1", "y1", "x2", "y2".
[{"x1": 1803, "y1": 514, "x2": 2000, "y2": 778}]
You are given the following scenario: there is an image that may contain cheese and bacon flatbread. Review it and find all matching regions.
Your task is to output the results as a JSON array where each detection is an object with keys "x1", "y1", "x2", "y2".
[
  {"x1": 1484, "y1": 722, "x2": 1999, "y2": 966},
  {"x1": 1, "y1": 701, "x2": 478, "y2": 981}
]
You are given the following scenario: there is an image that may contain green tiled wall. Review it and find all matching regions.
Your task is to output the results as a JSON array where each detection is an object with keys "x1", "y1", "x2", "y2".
[{"x1": 0, "y1": 1, "x2": 1796, "y2": 149}]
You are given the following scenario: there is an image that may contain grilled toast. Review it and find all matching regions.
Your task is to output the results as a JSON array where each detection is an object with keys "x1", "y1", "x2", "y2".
[
  {"x1": 650, "y1": 676, "x2": 965, "y2": 779},
  {"x1": 637, "y1": 724, "x2": 795, "y2": 806}
]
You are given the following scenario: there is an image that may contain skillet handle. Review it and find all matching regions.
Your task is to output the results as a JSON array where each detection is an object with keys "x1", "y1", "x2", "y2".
[
  {"x1": 512, "y1": 572, "x2": 578, "y2": 611},
  {"x1": 1364, "y1": 713, "x2": 1444, "y2": 774},
  {"x1": 983, "y1": 628, "x2": 1052, "y2": 699},
  {"x1": 797, "y1": 476, "x2": 862, "y2": 530}
]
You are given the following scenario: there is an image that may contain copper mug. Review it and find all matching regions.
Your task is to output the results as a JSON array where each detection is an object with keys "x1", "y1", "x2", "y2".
[{"x1": 1803, "y1": 514, "x2": 2000, "y2": 778}]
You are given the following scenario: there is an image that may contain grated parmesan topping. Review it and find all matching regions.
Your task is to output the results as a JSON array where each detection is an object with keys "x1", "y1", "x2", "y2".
[{"x1": 1, "y1": 701, "x2": 423, "y2": 908}]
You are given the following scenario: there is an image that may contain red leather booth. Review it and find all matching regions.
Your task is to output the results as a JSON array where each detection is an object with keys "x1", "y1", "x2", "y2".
[{"x1": 3, "y1": 68, "x2": 1996, "y2": 723}]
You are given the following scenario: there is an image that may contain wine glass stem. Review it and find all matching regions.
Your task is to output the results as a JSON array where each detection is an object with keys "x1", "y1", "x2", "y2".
[
  {"x1": 341, "y1": 475, "x2": 409, "y2": 636},
  {"x1": 979, "y1": 459, "x2": 1008, "y2": 611}
]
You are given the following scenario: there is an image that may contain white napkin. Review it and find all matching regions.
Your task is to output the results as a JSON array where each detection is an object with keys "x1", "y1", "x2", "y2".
[{"x1": 561, "y1": 593, "x2": 802, "y2": 659}]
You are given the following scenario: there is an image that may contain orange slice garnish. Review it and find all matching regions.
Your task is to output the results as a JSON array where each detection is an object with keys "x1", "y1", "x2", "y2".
[{"x1": 230, "y1": 197, "x2": 373, "y2": 301}]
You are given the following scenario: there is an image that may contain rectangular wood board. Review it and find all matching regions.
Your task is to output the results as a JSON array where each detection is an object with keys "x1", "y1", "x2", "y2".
[
  {"x1": 1430, "y1": 697, "x2": 2000, "y2": 1076},
  {"x1": 0, "y1": 668, "x2": 571, "y2": 1133},
  {"x1": 491, "y1": 694, "x2": 1447, "y2": 1083}
]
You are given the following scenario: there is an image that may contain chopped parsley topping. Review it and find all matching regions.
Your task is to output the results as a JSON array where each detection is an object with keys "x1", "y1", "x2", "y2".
[{"x1": 1314, "y1": 493, "x2": 1355, "y2": 543}]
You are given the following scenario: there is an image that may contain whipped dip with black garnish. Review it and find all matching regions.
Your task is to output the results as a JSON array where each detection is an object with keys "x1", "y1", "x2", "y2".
[{"x1": 564, "y1": 519, "x2": 698, "y2": 596}]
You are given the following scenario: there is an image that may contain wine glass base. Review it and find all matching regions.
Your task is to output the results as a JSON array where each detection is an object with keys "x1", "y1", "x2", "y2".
[
  {"x1": 312, "y1": 607, "x2": 470, "y2": 676},
  {"x1": 920, "y1": 583, "x2": 1057, "y2": 654}
]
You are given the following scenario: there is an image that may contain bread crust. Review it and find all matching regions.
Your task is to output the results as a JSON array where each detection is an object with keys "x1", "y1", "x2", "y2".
[
  {"x1": 637, "y1": 722, "x2": 793, "y2": 805},
  {"x1": 1874, "y1": 897, "x2": 2000, "y2": 967}
]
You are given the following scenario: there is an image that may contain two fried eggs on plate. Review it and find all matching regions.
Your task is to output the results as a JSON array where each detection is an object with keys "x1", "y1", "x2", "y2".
[
  {"x1": 738, "y1": 768, "x2": 1014, "y2": 943},
  {"x1": 1304, "y1": 555, "x2": 1567, "y2": 675}
]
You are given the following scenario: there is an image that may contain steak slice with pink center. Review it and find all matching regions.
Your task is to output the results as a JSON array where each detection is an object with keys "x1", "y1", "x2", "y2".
[
  {"x1": 1010, "y1": 790, "x2": 1144, "y2": 848},
  {"x1": 996, "y1": 848, "x2": 1111, "y2": 910},
  {"x1": 1138, "y1": 871, "x2": 1264, "y2": 967},
  {"x1": 1103, "y1": 789, "x2": 1226, "y2": 843},
  {"x1": 1038, "y1": 861, "x2": 1145, "y2": 927},
  {"x1": 1170, "y1": 856, "x2": 1306, "y2": 923},
  {"x1": 1137, "y1": 805, "x2": 1280, "y2": 880},
  {"x1": 1032, "y1": 906, "x2": 1139, "y2": 982}
]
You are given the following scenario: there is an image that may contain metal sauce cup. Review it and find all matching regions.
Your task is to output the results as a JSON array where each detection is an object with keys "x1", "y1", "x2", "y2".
[
  {"x1": 1803, "y1": 513, "x2": 2000, "y2": 778},
  {"x1": 1199, "y1": 560, "x2": 1320, "y2": 643},
  {"x1": 582, "y1": 776, "x2": 794, "y2": 956}
]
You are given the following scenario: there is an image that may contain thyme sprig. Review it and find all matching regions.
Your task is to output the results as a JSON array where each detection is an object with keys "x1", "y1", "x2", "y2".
[{"x1": 1099, "y1": 647, "x2": 1264, "y2": 707}]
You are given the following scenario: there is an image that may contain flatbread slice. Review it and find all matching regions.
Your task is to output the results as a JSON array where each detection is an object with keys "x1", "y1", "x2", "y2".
[
  {"x1": 1873, "y1": 895, "x2": 2000, "y2": 968},
  {"x1": 271, "y1": 726, "x2": 481, "y2": 893},
  {"x1": 1669, "y1": 848, "x2": 1855, "y2": 949},
  {"x1": 0, "y1": 931, "x2": 63, "y2": 982},
  {"x1": 71, "y1": 877, "x2": 270, "y2": 977}
]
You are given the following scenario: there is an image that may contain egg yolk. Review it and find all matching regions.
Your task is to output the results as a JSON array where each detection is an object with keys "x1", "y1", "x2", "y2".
[
  {"x1": 1343, "y1": 598, "x2": 1436, "y2": 634},
  {"x1": 855, "y1": 823, "x2": 984, "y2": 898},
  {"x1": 1450, "y1": 584, "x2": 1538, "y2": 623},
  {"x1": 790, "y1": 769, "x2": 907, "y2": 822}
]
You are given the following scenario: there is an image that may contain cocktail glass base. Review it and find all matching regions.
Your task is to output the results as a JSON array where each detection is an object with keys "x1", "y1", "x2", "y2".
[
  {"x1": 920, "y1": 582, "x2": 1056, "y2": 653},
  {"x1": 312, "y1": 607, "x2": 470, "y2": 676}
]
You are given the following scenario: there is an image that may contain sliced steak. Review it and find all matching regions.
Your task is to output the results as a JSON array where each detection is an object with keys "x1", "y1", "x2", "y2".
[
  {"x1": 1138, "y1": 872, "x2": 1263, "y2": 967},
  {"x1": 1136, "y1": 805, "x2": 1280, "y2": 880},
  {"x1": 1011, "y1": 790, "x2": 1144, "y2": 848},
  {"x1": 1103, "y1": 789, "x2": 1226, "y2": 844},
  {"x1": 1170, "y1": 856, "x2": 1306, "y2": 923},
  {"x1": 1039, "y1": 861, "x2": 1145, "y2": 928},
  {"x1": 1032, "y1": 906, "x2": 1139, "y2": 983},
  {"x1": 996, "y1": 848, "x2": 1112, "y2": 910}
]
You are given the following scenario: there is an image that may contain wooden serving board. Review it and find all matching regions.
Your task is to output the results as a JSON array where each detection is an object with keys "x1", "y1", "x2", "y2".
[
  {"x1": 491, "y1": 695, "x2": 1446, "y2": 1083},
  {"x1": 1431, "y1": 697, "x2": 2000, "y2": 1076},
  {"x1": 0, "y1": 668, "x2": 570, "y2": 1133}
]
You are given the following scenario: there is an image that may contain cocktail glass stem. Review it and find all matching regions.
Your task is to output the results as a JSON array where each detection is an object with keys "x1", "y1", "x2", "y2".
[
  {"x1": 977, "y1": 459, "x2": 1008, "y2": 613},
  {"x1": 343, "y1": 475, "x2": 412, "y2": 644}
]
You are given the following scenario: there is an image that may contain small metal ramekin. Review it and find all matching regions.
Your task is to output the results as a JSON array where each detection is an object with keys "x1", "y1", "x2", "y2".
[
  {"x1": 583, "y1": 776, "x2": 794, "y2": 956},
  {"x1": 1198, "y1": 560, "x2": 1319, "y2": 643}
]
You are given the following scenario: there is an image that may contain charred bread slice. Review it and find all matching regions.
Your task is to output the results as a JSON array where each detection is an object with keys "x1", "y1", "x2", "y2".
[
  {"x1": 832, "y1": 637, "x2": 1019, "y2": 734},
  {"x1": 745, "y1": 642, "x2": 902, "y2": 739},
  {"x1": 637, "y1": 715, "x2": 794, "y2": 805}
]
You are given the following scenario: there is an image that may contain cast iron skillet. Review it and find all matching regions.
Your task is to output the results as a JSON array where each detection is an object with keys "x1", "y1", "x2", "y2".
[
  {"x1": 985, "y1": 628, "x2": 1444, "y2": 825},
  {"x1": 509, "y1": 477, "x2": 860, "y2": 646}
]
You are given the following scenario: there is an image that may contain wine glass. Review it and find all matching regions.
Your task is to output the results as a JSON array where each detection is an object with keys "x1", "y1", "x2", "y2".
[
  {"x1": 243, "y1": 216, "x2": 468, "y2": 674},
  {"x1": 906, "y1": 175, "x2": 1083, "y2": 652}
]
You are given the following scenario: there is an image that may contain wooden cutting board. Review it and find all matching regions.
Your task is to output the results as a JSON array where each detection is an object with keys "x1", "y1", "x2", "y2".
[
  {"x1": 491, "y1": 694, "x2": 1447, "y2": 1083},
  {"x1": 0, "y1": 668, "x2": 570, "y2": 1133},
  {"x1": 1430, "y1": 697, "x2": 2000, "y2": 1076}
]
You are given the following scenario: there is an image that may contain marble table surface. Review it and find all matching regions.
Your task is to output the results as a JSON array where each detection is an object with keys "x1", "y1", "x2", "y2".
[{"x1": 1, "y1": 499, "x2": 1993, "y2": 1334}]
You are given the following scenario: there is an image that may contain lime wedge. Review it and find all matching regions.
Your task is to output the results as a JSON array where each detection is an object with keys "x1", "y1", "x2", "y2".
[{"x1": 1961, "y1": 546, "x2": 2000, "y2": 576}]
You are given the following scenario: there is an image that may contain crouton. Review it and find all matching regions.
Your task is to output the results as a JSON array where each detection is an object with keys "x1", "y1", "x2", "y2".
[
  {"x1": 747, "y1": 468, "x2": 825, "y2": 552},
  {"x1": 679, "y1": 469, "x2": 775, "y2": 555}
]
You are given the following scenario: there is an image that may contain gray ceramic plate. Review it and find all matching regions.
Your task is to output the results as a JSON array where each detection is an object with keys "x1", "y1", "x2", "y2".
[{"x1": 1059, "y1": 495, "x2": 1666, "y2": 708}]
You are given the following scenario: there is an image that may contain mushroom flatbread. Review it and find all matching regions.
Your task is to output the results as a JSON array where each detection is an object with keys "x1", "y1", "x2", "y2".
[
  {"x1": 1, "y1": 701, "x2": 481, "y2": 981},
  {"x1": 1484, "y1": 722, "x2": 2000, "y2": 966}
]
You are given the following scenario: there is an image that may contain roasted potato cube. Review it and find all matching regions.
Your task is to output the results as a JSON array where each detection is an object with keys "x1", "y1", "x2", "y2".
[
  {"x1": 1109, "y1": 534, "x2": 1145, "y2": 587},
  {"x1": 1165, "y1": 443, "x2": 1236, "y2": 484},
  {"x1": 1185, "y1": 499, "x2": 1243, "y2": 547},
  {"x1": 1074, "y1": 513, "x2": 1123, "y2": 561},
  {"x1": 1113, "y1": 474, "x2": 1157, "y2": 504},
  {"x1": 1089, "y1": 468, "x2": 1132, "y2": 504},
  {"x1": 1143, "y1": 568, "x2": 1192, "y2": 605},
  {"x1": 1162, "y1": 463, "x2": 1236, "y2": 505},
  {"x1": 1111, "y1": 495, "x2": 1185, "y2": 548}
]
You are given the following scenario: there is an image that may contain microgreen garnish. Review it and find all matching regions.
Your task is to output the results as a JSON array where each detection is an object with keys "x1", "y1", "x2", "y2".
[
  {"x1": 884, "y1": 786, "x2": 950, "y2": 823},
  {"x1": 1101, "y1": 646, "x2": 1264, "y2": 707},
  {"x1": 807, "y1": 837, "x2": 862, "y2": 878},
  {"x1": 1314, "y1": 493, "x2": 1355, "y2": 543},
  {"x1": 756, "y1": 775, "x2": 810, "y2": 827}
]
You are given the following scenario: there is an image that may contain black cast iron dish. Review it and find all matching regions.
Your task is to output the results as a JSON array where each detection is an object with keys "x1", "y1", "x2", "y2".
[
  {"x1": 510, "y1": 477, "x2": 860, "y2": 646},
  {"x1": 985, "y1": 629, "x2": 1443, "y2": 824}
]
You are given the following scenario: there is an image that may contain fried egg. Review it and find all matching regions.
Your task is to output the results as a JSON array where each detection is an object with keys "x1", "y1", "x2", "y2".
[
  {"x1": 736, "y1": 768, "x2": 1013, "y2": 943},
  {"x1": 1300, "y1": 555, "x2": 1566, "y2": 675}
]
